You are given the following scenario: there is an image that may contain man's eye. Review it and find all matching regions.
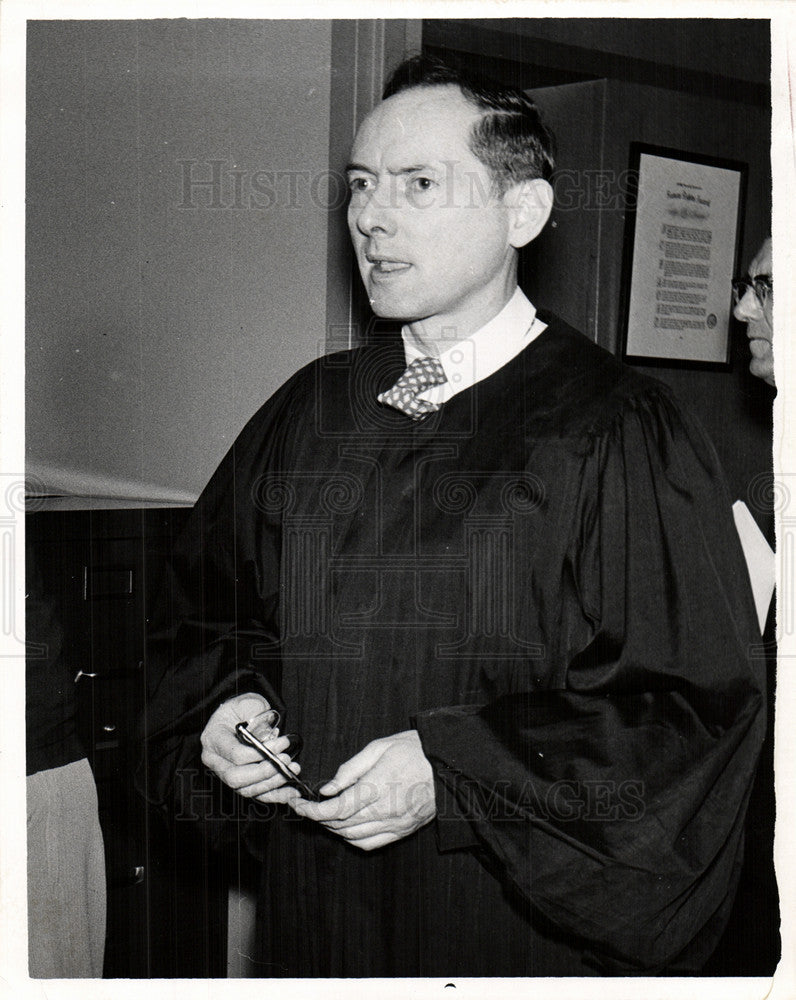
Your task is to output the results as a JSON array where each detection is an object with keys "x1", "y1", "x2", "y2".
[
  {"x1": 410, "y1": 176, "x2": 435, "y2": 192},
  {"x1": 348, "y1": 176, "x2": 372, "y2": 193}
]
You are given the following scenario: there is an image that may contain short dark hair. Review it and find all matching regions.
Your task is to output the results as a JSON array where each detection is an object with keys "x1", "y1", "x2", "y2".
[{"x1": 383, "y1": 55, "x2": 556, "y2": 192}]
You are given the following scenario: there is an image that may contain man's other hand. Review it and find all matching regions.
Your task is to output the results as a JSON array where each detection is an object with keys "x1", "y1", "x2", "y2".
[
  {"x1": 200, "y1": 693, "x2": 301, "y2": 804},
  {"x1": 290, "y1": 730, "x2": 436, "y2": 850}
]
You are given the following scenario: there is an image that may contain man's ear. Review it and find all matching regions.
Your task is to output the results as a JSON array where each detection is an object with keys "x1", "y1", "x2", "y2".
[{"x1": 506, "y1": 178, "x2": 554, "y2": 249}]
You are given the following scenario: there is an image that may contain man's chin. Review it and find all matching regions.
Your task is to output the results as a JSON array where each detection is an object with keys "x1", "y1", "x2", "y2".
[
  {"x1": 369, "y1": 303, "x2": 405, "y2": 319},
  {"x1": 367, "y1": 296, "x2": 418, "y2": 321},
  {"x1": 748, "y1": 342, "x2": 775, "y2": 385},
  {"x1": 749, "y1": 358, "x2": 775, "y2": 386}
]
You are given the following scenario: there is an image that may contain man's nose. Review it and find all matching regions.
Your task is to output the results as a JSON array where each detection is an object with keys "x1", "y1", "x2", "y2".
[
  {"x1": 733, "y1": 286, "x2": 761, "y2": 323},
  {"x1": 353, "y1": 182, "x2": 397, "y2": 237}
]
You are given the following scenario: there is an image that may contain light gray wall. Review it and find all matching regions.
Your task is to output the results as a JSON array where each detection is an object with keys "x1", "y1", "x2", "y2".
[{"x1": 27, "y1": 19, "x2": 333, "y2": 502}]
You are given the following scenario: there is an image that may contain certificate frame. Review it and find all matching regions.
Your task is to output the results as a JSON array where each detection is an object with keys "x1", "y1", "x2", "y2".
[{"x1": 620, "y1": 143, "x2": 747, "y2": 370}]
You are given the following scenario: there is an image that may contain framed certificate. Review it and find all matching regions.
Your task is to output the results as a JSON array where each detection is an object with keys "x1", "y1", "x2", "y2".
[{"x1": 620, "y1": 143, "x2": 747, "y2": 368}]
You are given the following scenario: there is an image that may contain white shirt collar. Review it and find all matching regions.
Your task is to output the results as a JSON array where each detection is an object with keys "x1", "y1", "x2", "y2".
[{"x1": 400, "y1": 288, "x2": 546, "y2": 404}]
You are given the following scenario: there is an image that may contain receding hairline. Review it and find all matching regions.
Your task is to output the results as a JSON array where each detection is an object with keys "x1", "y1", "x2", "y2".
[
  {"x1": 374, "y1": 82, "x2": 487, "y2": 119},
  {"x1": 352, "y1": 84, "x2": 496, "y2": 155},
  {"x1": 357, "y1": 83, "x2": 515, "y2": 151},
  {"x1": 380, "y1": 80, "x2": 515, "y2": 120}
]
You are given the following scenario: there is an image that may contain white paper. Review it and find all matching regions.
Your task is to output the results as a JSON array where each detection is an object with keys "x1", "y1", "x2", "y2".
[{"x1": 733, "y1": 500, "x2": 775, "y2": 633}]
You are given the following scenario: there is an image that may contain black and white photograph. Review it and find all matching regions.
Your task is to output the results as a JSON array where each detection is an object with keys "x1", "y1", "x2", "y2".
[{"x1": 1, "y1": 5, "x2": 792, "y2": 997}]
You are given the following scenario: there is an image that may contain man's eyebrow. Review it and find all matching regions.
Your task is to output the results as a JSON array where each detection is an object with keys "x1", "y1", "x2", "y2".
[
  {"x1": 345, "y1": 162, "x2": 438, "y2": 176},
  {"x1": 751, "y1": 272, "x2": 772, "y2": 281}
]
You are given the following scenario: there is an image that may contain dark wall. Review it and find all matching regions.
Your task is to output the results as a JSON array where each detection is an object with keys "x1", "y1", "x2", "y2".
[{"x1": 425, "y1": 18, "x2": 769, "y2": 98}]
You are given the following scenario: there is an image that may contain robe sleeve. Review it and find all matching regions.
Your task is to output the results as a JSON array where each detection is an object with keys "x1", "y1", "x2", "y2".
[
  {"x1": 414, "y1": 387, "x2": 766, "y2": 974},
  {"x1": 136, "y1": 375, "x2": 301, "y2": 829}
]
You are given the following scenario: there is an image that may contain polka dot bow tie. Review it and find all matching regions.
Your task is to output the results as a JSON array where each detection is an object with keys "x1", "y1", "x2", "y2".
[{"x1": 377, "y1": 356, "x2": 447, "y2": 420}]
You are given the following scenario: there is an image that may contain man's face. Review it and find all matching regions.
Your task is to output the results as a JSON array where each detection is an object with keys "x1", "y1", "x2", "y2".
[
  {"x1": 346, "y1": 86, "x2": 517, "y2": 339},
  {"x1": 734, "y1": 238, "x2": 773, "y2": 386}
]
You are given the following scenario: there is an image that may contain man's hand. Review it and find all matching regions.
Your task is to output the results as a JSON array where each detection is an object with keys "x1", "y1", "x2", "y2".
[
  {"x1": 290, "y1": 730, "x2": 436, "y2": 851},
  {"x1": 200, "y1": 693, "x2": 301, "y2": 804}
]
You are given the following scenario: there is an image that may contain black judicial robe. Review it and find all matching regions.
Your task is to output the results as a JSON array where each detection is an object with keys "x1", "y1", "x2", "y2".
[{"x1": 142, "y1": 313, "x2": 765, "y2": 977}]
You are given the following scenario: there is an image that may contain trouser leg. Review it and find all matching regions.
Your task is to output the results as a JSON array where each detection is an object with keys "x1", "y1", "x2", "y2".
[{"x1": 27, "y1": 758, "x2": 107, "y2": 978}]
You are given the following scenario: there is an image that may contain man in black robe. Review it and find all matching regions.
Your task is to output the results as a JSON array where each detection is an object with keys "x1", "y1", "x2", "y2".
[{"x1": 142, "y1": 57, "x2": 766, "y2": 977}]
